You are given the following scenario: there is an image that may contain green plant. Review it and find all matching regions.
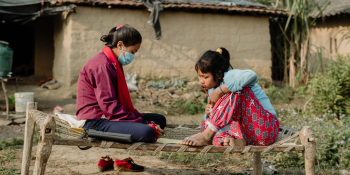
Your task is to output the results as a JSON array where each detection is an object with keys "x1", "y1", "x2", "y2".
[
  {"x1": 169, "y1": 99, "x2": 206, "y2": 115},
  {"x1": 297, "y1": 54, "x2": 350, "y2": 115},
  {"x1": 266, "y1": 85, "x2": 294, "y2": 103},
  {"x1": 0, "y1": 138, "x2": 24, "y2": 150},
  {"x1": 272, "y1": 104, "x2": 350, "y2": 170}
]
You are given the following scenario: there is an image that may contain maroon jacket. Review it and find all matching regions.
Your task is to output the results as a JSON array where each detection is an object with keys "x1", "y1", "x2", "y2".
[{"x1": 76, "y1": 52, "x2": 143, "y2": 122}]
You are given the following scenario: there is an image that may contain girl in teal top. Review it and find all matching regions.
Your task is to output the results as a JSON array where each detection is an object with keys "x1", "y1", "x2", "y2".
[{"x1": 181, "y1": 48, "x2": 279, "y2": 147}]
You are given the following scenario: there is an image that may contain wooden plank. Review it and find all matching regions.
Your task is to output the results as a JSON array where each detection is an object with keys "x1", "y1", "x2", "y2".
[
  {"x1": 33, "y1": 114, "x2": 56, "y2": 175},
  {"x1": 300, "y1": 126, "x2": 316, "y2": 175},
  {"x1": 0, "y1": 119, "x2": 12, "y2": 126},
  {"x1": 14, "y1": 118, "x2": 26, "y2": 124},
  {"x1": 9, "y1": 114, "x2": 26, "y2": 119},
  {"x1": 166, "y1": 124, "x2": 199, "y2": 129},
  {"x1": 21, "y1": 102, "x2": 38, "y2": 175},
  {"x1": 53, "y1": 138, "x2": 304, "y2": 153},
  {"x1": 253, "y1": 152, "x2": 262, "y2": 175}
]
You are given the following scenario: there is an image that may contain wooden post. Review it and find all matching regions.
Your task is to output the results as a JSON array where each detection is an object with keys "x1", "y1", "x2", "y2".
[
  {"x1": 21, "y1": 102, "x2": 38, "y2": 175},
  {"x1": 253, "y1": 152, "x2": 262, "y2": 175},
  {"x1": 32, "y1": 112, "x2": 56, "y2": 175},
  {"x1": 1, "y1": 80, "x2": 9, "y2": 120},
  {"x1": 300, "y1": 126, "x2": 316, "y2": 175}
]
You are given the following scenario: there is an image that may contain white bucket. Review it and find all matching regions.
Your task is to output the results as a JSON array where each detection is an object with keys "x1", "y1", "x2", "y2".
[{"x1": 15, "y1": 92, "x2": 34, "y2": 112}]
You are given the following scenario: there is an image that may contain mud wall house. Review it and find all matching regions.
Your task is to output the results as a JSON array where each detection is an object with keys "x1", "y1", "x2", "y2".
[
  {"x1": 0, "y1": 0, "x2": 75, "y2": 79},
  {"x1": 50, "y1": 0, "x2": 287, "y2": 87},
  {"x1": 309, "y1": 0, "x2": 350, "y2": 71}
]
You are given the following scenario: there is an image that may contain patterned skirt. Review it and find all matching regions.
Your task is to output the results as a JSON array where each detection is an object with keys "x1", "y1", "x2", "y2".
[{"x1": 201, "y1": 87, "x2": 279, "y2": 146}]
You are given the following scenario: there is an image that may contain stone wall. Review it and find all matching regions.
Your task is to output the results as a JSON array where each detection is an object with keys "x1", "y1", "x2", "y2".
[
  {"x1": 309, "y1": 17, "x2": 350, "y2": 71},
  {"x1": 53, "y1": 6, "x2": 272, "y2": 86}
]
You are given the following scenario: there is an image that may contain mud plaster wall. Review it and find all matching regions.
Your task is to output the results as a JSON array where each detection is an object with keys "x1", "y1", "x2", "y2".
[
  {"x1": 53, "y1": 6, "x2": 272, "y2": 86},
  {"x1": 309, "y1": 17, "x2": 350, "y2": 71},
  {"x1": 34, "y1": 17, "x2": 54, "y2": 78}
]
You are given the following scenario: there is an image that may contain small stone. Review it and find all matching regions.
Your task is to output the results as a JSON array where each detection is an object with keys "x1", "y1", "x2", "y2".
[
  {"x1": 139, "y1": 79, "x2": 146, "y2": 84},
  {"x1": 181, "y1": 93, "x2": 194, "y2": 101},
  {"x1": 193, "y1": 91, "x2": 200, "y2": 98},
  {"x1": 340, "y1": 170, "x2": 350, "y2": 175},
  {"x1": 187, "y1": 81, "x2": 203, "y2": 91},
  {"x1": 173, "y1": 89, "x2": 183, "y2": 96},
  {"x1": 167, "y1": 87, "x2": 176, "y2": 93}
]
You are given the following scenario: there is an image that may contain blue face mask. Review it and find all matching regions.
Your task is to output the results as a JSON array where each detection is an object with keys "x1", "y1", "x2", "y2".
[{"x1": 118, "y1": 46, "x2": 134, "y2": 66}]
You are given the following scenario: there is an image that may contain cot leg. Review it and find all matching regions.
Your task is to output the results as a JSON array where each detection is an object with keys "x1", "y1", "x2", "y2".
[
  {"x1": 253, "y1": 152, "x2": 262, "y2": 175},
  {"x1": 21, "y1": 102, "x2": 38, "y2": 175},
  {"x1": 300, "y1": 126, "x2": 316, "y2": 175},
  {"x1": 33, "y1": 114, "x2": 56, "y2": 175}
]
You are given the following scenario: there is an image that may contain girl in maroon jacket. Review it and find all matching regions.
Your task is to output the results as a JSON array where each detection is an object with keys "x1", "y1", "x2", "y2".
[{"x1": 76, "y1": 25, "x2": 165, "y2": 143}]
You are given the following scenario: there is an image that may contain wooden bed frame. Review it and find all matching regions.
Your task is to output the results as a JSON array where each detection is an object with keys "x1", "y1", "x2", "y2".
[{"x1": 21, "y1": 102, "x2": 316, "y2": 175}]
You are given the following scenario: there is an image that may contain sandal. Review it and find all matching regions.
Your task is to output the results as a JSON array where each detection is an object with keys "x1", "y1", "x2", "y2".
[
  {"x1": 97, "y1": 155, "x2": 113, "y2": 172},
  {"x1": 113, "y1": 157, "x2": 144, "y2": 172}
]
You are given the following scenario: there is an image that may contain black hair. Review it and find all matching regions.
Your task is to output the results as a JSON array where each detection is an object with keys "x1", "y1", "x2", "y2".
[
  {"x1": 218, "y1": 47, "x2": 233, "y2": 69},
  {"x1": 100, "y1": 24, "x2": 142, "y2": 48},
  {"x1": 195, "y1": 50, "x2": 231, "y2": 84}
]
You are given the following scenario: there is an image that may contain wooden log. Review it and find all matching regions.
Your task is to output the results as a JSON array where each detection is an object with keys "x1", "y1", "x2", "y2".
[
  {"x1": 253, "y1": 152, "x2": 262, "y2": 175},
  {"x1": 21, "y1": 102, "x2": 38, "y2": 175},
  {"x1": 53, "y1": 138, "x2": 304, "y2": 153},
  {"x1": 300, "y1": 126, "x2": 316, "y2": 175},
  {"x1": 166, "y1": 124, "x2": 299, "y2": 135},
  {"x1": 33, "y1": 114, "x2": 56, "y2": 175}
]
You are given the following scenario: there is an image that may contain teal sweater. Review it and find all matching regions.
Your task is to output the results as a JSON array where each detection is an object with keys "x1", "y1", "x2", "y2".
[{"x1": 204, "y1": 69, "x2": 276, "y2": 132}]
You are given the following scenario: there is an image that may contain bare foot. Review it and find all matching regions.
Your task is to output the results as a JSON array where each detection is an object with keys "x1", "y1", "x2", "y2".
[
  {"x1": 180, "y1": 128, "x2": 216, "y2": 146},
  {"x1": 184, "y1": 133, "x2": 201, "y2": 140},
  {"x1": 224, "y1": 138, "x2": 247, "y2": 146}
]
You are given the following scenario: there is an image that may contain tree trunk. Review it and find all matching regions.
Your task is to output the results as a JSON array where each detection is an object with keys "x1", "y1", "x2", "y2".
[
  {"x1": 300, "y1": 37, "x2": 309, "y2": 85},
  {"x1": 289, "y1": 44, "x2": 296, "y2": 88}
]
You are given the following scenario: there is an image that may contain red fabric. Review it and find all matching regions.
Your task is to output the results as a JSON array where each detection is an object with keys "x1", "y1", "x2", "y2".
[
  {"x1": 98, "y1": 157, "x2": 113, "y2": 167},
  {"x1": 147, "y1": 123, "x2": 160, "y2": 143},
  {"x1": 205, "y1": 87, "x2": 279, "y2": 146},
  {"x1": 114, "y1": 159, "x2": 132, "y2": 169},
  {"x1": 102, "y1": 46, "x2": 135, "y2": 113}
]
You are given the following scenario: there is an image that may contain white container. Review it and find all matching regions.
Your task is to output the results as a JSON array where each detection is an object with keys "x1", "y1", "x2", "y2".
[{"x1": 15, "y1": 92, "x2": 34, "y2": 112}]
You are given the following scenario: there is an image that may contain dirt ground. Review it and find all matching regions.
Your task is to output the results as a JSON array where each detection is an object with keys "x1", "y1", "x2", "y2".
[
  {"x1": 0, "y1": 78, "x2": 218, "y2": 175},
  {"x1": 3, "y1": 145, "x2": 228, "y2": 175}
]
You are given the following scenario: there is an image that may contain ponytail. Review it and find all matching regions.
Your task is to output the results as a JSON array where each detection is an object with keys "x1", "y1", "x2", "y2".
[{"x1": 216, "y1": 47, "x2": 233, "y2": 69}]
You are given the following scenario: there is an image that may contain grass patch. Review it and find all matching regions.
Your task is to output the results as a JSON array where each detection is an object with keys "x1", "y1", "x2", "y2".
[
  {"x1": 0, "y1": 149, "x2": 20, "y2": 175},
  {"x1": 0, "y1": 138, "x2": 24, "y2": 150},
  {"x1": 167, "y1": 99, "x2": 206, "y2": 115},
  {"x1": 0, "y1": 127, "x2": 40, "y2": 150}
]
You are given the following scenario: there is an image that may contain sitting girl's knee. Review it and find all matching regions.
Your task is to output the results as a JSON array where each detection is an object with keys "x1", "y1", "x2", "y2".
[{"x1": 142, "y1": 126, "x2": 156, "y2": 143}]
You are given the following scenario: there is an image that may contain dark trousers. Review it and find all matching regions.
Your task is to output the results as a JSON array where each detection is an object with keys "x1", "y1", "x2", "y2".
[{"x1": 83, "y1": 113, "x2": 166, "y2": 143}]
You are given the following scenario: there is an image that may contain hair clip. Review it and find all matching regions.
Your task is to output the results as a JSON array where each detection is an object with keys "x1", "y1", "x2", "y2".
[
  {"x1": 216, "y1": 48, "x2": 222, "y2": 55},
  {"x1": 116, "y1": 25, "x2": 125, "y2": 30}
]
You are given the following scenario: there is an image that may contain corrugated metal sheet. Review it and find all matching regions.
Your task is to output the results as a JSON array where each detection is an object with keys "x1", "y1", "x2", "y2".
[
  {"x1": 55, "y1": 0, "x2": 288, "y2": 16},
  {"x1": 311, "y1": 0, "x2": 350, "y2": 18}
]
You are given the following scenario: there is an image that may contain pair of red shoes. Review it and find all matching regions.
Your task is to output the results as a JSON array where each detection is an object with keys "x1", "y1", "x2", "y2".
[{"x1": 98, "y1": 156, "x2": 145, "y2": 172}]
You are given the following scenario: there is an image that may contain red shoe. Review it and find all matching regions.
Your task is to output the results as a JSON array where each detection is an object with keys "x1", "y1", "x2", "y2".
[
  {"x1": 113, "y1": 157, "x2": 145, "y2": 172},
  {"x1": 97, "y1": 156, "x2": 113, "y2": 172}
]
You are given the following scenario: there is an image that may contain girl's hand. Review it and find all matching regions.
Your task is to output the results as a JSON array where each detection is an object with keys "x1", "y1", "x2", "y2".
[
  {"x1": 209, "y1": 87, "x2": 224, "y2": 105},
  {"x1": 155, "y1": 124, "x2": 163, "y2": 136},
  {"x1": 205, "y1": 103, "x2": 213, "y2": 116}
]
